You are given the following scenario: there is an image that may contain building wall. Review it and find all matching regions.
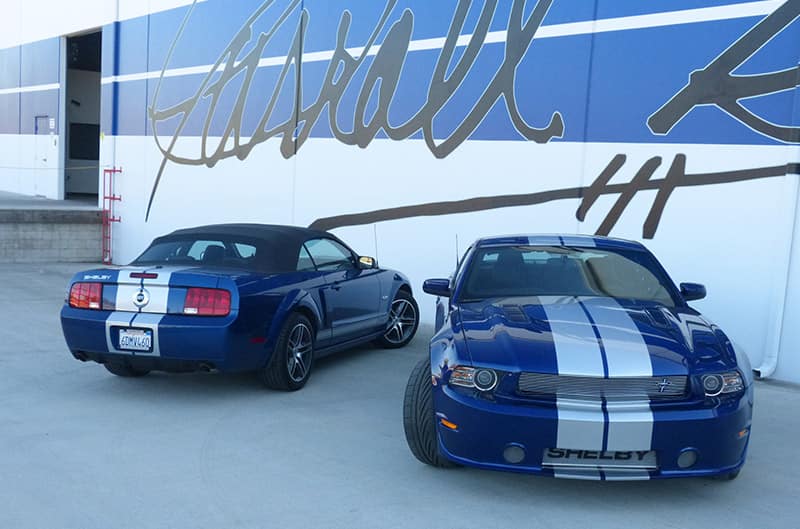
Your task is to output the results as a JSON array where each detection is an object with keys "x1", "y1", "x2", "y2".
[{"x1": 1, "y1": 0, "x2": 800, "y2": 381}]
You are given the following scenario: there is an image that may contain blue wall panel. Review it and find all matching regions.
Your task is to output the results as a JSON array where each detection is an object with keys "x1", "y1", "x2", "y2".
[
  {"x1": 20, "y1": 38, "x2": 59, "y2": 87},
  {"x1": 19, "y1": 91, "x2": 59, "y2": 134},
  {"x1": 0, "y1": 93, "x2": 20, "y2": 134},
  {"x1": 0, "y1": 46, "x2": 20, "y2": 90}
]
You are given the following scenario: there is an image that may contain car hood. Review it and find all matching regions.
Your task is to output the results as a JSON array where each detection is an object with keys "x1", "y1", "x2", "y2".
[{"x1": 453, "y1": 296, "x2": 735, "y2": 377}]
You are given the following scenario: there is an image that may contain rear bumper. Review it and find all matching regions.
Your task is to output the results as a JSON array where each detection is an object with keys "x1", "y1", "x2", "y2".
[
  {"x1": 434, "y1": 384, "x2": 753, "y2": 480},
  {"x1": 60, "y1": 306, "x2": 263, "y2": 372}
]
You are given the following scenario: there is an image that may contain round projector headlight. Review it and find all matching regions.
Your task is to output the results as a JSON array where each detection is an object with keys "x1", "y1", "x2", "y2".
[
  {"x1": 702, "y1": 374, "x2": 724, "y2": 396},
  {"x1": 474, "y1": 369, "x2": 498, "y2": 391}
]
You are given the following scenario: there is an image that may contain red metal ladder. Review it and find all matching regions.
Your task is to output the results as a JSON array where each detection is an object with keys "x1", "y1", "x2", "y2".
[{"x1": 102, "y1": 167, "x2": 122, "y2": 264}]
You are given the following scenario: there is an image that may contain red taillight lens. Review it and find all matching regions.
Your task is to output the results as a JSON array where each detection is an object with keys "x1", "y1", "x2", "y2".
[
  {"x1": 69, "y1": 282, "x2": 103, "y2": 310},
  {"x1": 183, "y1": 288, "x2": 231, "y2": 316}
]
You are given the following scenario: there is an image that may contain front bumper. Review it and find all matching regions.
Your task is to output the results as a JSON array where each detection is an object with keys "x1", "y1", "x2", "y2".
[
  {"x1": 433, "y1": 384, "x2": 753, "y2": 480},
  {"x1": 60, "y1": 306, "x2": 261, "y2": 373}
]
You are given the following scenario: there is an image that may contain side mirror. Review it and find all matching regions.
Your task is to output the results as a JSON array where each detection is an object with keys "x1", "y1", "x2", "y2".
[
  {"x1": 423, "y1": 278, "x2": 451, "y2": 297},
  {"x1": 680, "y1": 282, "x2": 706, "y2": 302},
  {"x1": 358, "y1": 256, "x2": 378, "y2": 269}
]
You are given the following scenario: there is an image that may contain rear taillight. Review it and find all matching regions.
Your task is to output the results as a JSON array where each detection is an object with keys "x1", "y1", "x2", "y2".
[
  {"x1": 183, "y1": 288, "x2": 231, "y2": 316},
  {"x1": 69, "y1": 282, "x2": 103, "y2": 310}
]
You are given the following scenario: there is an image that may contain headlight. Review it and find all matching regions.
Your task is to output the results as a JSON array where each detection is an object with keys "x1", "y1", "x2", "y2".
[
  {"x1": 702, "y1": 371, "x2": 744, "y2": 397},
  {"x1": 449, "y1": 366, "x2": 498, "y2": 392}
]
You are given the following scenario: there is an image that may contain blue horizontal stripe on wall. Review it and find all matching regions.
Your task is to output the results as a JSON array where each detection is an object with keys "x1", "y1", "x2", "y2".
[
  {"x1": 140, "y1": 0, "x2": 600, "y2": 77},
  {"x1": 109, "y1": 10, "x2": 798, "y2": 147},
  {"x1": 114, "y1": 0, "x2": 771, "y2": 77}
]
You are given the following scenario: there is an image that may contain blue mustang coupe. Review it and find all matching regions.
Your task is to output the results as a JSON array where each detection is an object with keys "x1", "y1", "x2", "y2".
[
  {"x1": 403, "y1": 235, "x2": 753, "y2": 480},
  {"x1": 61, "y1": 224, "x2": 419, "y2": 390}
]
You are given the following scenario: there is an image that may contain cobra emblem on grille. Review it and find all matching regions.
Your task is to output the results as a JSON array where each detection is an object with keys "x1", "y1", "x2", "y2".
[{"x1": 657, "y1": 378, "x2": 673, "y2": 393}]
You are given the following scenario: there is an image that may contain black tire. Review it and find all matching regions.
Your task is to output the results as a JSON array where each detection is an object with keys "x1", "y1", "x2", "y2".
[
  {"x1": 376, "y1": 289, "x2": 420, "y2": 349},
  {"x1": 403, "y1": 358, "x2": 457, "y2": 468},
  {"x1": 714, "y1": 469, "x2": 741, "y2": 481},
  {"x1": 104, "y1": 362, "x2": 150, "y2": 378},
  {"x1": 260, "y1": 313, "x2": 315, "y2": 391}
]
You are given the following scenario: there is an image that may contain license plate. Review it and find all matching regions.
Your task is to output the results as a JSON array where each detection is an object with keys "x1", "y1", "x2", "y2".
[
  {"x1": 542, "y1": 449, "x2": 658, "y2": 470},
  {"x1": 118, "y1": 328, "x2": 153, "y2": 352}
]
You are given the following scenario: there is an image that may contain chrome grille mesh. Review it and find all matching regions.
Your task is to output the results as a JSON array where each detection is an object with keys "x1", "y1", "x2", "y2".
[{"x1": 517, "y1": 373, "x2": 688, "y2": 401}]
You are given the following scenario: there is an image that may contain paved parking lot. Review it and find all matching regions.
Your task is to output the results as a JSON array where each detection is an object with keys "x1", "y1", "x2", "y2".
[{"x1": 1, "y1": 263, "x2": 798, "y2": 529}]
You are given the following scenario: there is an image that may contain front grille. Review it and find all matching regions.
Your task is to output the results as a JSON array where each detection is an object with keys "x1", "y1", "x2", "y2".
[{"x1": 517, "y1": 373, "x2": 688, "y2": 401}]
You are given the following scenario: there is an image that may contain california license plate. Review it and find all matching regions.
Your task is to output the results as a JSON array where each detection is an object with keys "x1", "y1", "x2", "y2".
[
  {"x1": 118, "y1": 328, "x2": 153, "y2": 352},
  {"x1": 542, "y1": 448, "x2": 658, "y2": 470}
]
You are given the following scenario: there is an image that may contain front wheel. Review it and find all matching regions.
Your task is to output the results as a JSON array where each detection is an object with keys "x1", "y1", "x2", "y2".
[
  {"x1": 403, "y1": 358, "x2": 458, "y2": 468},
  {"x1": 376, "y1": 290, "x2": 419, "y2": 349},
  {"x1": 260, "y1": 313, "x2": 315, "y2": 391}
]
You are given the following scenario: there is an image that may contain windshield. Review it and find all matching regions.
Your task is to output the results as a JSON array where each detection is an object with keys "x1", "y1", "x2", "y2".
[
  {"x1": 132, "y1": 236, "x2": 293, "y2": 272},
  {"x1": 458, "y1": 245, "x2": 679, "y2": 306}
]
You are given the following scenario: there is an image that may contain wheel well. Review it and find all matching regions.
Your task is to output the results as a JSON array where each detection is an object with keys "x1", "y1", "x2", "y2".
[
  {"x1": 292, "y1": 305, "x2": 318, "y2": 334},
  {"x1": 398, "y1": 284, "x2": 412, "y2": 296}
]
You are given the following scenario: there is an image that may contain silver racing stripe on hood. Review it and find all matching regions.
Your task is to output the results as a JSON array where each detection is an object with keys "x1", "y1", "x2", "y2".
[
  {"x1": 540, "y1": 297, "x2": 606, "y2": 451},
  {"x1": 580, "y1": 297, "x2": 654, "y2": 454},
  {"x1": 540, "y1": 297, "x2": 605, "y2": 377}
]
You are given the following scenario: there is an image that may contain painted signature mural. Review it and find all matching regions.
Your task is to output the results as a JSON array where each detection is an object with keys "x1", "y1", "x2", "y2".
[
  {"x1": 149, "y1": 0, "x2": 799, "y2": 237},
  {"x1": 148, "y1": 0, "x2": 562, "y2": 219}
]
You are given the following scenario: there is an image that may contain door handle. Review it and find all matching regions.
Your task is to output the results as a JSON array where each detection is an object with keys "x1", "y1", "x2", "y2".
[{"x1": 330, "y1": 283, "x2": 342, "y2": 291}]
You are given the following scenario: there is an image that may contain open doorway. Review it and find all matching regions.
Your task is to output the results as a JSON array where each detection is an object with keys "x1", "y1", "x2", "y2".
[{"x1": 64, "y1": 31, "x2": 101, "y2": 201}]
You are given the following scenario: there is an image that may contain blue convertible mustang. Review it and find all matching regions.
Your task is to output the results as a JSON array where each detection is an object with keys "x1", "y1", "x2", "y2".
[
  {"x1": 61, "y1": 224, "x2": 419, "y2": 390},
  {"x1": 403, "y1": 235, "x2": 753, "y2": 480}
]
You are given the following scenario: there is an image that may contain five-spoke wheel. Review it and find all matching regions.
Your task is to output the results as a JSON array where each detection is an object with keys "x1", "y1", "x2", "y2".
[
  {"x1": 377, "y1": 290, "x2": 419, "y2": 348},
  {"x1": 260, "y1": 313, "x2": 315, "y2": 391}
]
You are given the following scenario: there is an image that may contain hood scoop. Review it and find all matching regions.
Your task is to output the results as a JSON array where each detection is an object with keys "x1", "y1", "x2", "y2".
[{"x1": 501, "y1": 304, "x2": 530, "y2": 324}]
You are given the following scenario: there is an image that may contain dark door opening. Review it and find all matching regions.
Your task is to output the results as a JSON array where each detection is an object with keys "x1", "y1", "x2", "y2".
[{"x1": 65, "y1": 31, "x2": 101, "y2": 199}]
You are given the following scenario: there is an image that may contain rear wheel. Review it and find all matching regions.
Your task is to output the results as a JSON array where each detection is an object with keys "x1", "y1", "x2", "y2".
[
  {"x1": 403, "y1": 358, "x2": 457, "y2": 468},
  {"x1": 104, "y1": 362, "x2": 150, "y2": 378},
  {"x1": 377, "y1": 290, "x2": 419, "y2": 349},
  {"x1": 260, "y1": 313, "x2": 314, "y2": 391}
]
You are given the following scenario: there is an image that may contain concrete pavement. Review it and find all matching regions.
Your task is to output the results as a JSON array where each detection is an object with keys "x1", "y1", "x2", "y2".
[{"x1": 0, "y1": 262, "x2": 797, "y2": 529}]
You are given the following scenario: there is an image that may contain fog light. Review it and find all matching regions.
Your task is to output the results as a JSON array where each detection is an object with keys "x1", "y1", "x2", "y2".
[
  {"x1": 503, "y1": 444, "x2": 526, "y2": 464},
  {"x1": 677, "y1": 449, "x2": 698, "y2": 469}
]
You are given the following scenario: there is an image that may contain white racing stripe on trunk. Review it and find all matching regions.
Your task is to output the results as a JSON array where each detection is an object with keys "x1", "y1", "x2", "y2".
[
  {"x1": 542, "y1": 296, "x2": 607, "y2": 451},
  {"x1": 114, "y1": 268, "x2": 176, "y2": 314},
  {"x1": 581, "y1": 297, "x2": 654, "y2": 456}
]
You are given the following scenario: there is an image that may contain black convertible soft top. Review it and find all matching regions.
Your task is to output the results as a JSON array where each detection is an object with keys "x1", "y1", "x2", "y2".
[
  {"x1": 138, "y1": 224, "x2": 349, "y2": 272},
  {"x1": 165, "y1": 224, "x2": 336, "y2": 247}
]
